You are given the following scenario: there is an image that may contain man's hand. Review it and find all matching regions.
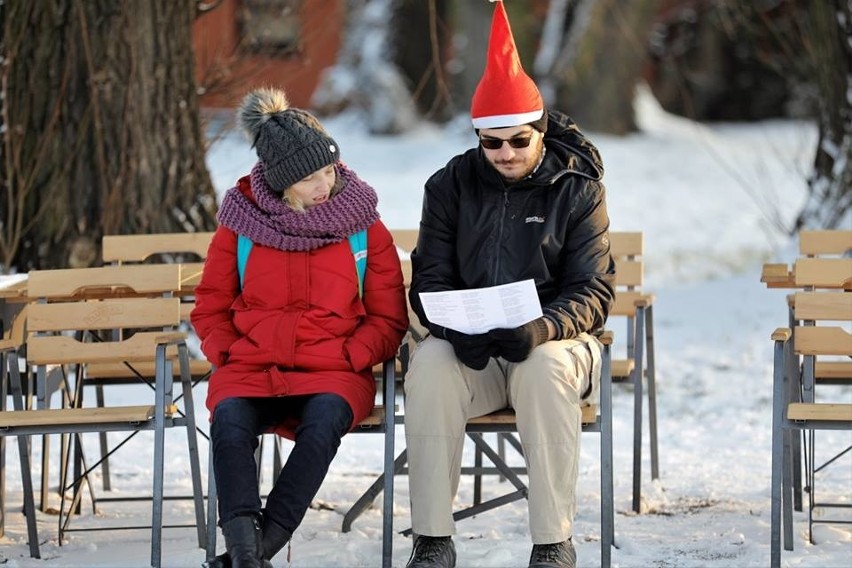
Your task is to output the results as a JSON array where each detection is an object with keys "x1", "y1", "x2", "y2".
[
  {"x1": 489, "y1": 317, "x2": 551, "y2": 362},
  {"x1": 443, "y1": 329, "x2": 498, "y2": 370}
]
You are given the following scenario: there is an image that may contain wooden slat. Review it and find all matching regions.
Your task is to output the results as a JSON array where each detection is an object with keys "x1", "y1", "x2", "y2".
[
  {"x1": 27, "y1": 297, "x2": 181, "y2": 332},
  {"x1": 614, "y1": 259, "x2": 643, "y2": 287},
  {"x1": 86, "y1": 358, "x2": 212, "y2": 380},
  {"x1": 815, "y1": 361, "x2": 852, "y2": 380},
  {"x1": 466, "y1": 405, "x2": 597, "y2": 425},
  {"x1": 27, "y1": 331, "x2": 187, "y2": 365},
  {"x1": 794, "y1": 258, "x2": 852, "y2": 289},
  {"x1": 400, "y1": 261, "x2": 412, "y2": 288},
  {"x1": 27, "y1": 264, "x2": 181, "y2": 297},
  {"x1": 609, "y1": 231, "x2": 643, "y2": 257},
  {"x1": 611, "y1": 358, "x2": 635, "y2": 379},
  {"x1": 0, "y1": 404, "x2": 178, "y2": 429},
  {"x1": 356, "y1": 406, "x2": 387, "y2": 427},
  {"x1": 391, "y1": 229, "x2": 419, "y2": 253},
  {"x1": 787, "y1": 403, "x2": 852, "y2": 422},
  {"x1": 795, "y1": 327, "x2": 852, "y2": 356},
  {"x1": 799, "y1": 230, "x2": 852, "y2": 257},
  {"x1": 611, "y1": 291, "x2": 650, "y2": 316},
  {"x1": 794, "y1": 292, "x2": 852, "y2": 321},
  {"x1": 102, "y1": 232, "x2": 214, "y2": 263}
]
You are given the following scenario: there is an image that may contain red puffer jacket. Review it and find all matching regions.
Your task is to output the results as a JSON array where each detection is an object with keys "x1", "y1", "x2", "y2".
[{"x1": 192, "y1": 214, "x2": 408, "y2": 439}]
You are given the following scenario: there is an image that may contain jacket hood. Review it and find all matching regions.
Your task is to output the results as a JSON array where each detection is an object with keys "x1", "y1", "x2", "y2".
[
  {"x1": 466, "y1": 109, "x2": 604, "y2": 188},
  {"x1": 538, "y1": 109, "x2": 604, "y2": 183}
]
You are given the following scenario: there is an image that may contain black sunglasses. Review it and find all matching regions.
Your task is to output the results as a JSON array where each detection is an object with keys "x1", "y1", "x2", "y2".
[{"x1": 479, "y1": 134, "x2": 534, "y2": 150}]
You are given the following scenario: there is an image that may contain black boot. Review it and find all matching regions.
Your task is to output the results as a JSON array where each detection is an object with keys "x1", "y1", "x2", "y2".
[
  {"x1": 205, "y1": 516, "x2": 287, "y2": 568},
  {"x1": 221, "y1": 515, "x2": 264, "y2": 568},
  {"x1": 261, "y1": 517, "x2": 292, "y2": 561}
]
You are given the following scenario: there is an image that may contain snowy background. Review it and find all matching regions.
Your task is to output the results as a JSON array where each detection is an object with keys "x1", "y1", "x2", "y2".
[{"x1": 0, "y1": 88, "x2": 850, "y2": 567}]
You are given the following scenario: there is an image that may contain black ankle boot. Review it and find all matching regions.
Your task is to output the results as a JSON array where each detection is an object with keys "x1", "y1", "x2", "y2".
[
  {"x1": 221, "y1": 515, "x2": 264, "y2": 568},
  {"x1": 261, "y1": 518, "x2": 292, "y2": 561},
  {"x1": 205, "y1": 516, "x2": 284, "y2": 568}
]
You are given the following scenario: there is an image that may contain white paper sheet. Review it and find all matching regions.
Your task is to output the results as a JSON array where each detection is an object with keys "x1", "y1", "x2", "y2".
[{"x1": 418, "y1": 279, "x2": 542, "y2": 335}]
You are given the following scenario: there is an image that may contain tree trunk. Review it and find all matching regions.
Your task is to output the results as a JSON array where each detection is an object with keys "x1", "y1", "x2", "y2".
[
  {"x1": 795, "y1": 0, "x2": 852, "y2": 231},
  {"x1": 552, "y1": 0, "x2": 662, "y2": 134},
  {"x1": 0, "y1": 0, "x2": 217, "y2": 272},
  {"x1": 389, "y1": 0, "x2": 452, "y2": 121}
]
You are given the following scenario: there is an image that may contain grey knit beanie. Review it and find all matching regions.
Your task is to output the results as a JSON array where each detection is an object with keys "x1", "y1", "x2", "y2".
[{"x1": 237, "y1": 88, "x2": 340, "y2": 193}]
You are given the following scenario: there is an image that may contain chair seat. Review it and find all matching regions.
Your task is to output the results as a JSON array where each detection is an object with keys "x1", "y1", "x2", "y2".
[
  {"x1": 85, "y1": 359, "x2": 212, "y2": 381},
  {"x1": 0, "y1": 404, "x2": 177, "y2": 429},
  {"x1": 465, "y1": 405, "x2": 597, "y2": 426},
  {"x1": 787, "y1": 403, "x2": 852, "y2": 422},
  {"x1": 611, "y1": 358, "x2": 635, "y2": 379}
]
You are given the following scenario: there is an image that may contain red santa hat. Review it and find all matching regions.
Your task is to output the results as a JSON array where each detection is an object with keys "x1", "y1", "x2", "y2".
[{"x1": 471, "y1": 0, "x2": 544, "y2": 130}]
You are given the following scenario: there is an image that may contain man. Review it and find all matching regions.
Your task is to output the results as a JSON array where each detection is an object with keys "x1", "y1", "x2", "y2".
[{"x1": 403, "y1": 2, "x2": 615, "y2": 567}]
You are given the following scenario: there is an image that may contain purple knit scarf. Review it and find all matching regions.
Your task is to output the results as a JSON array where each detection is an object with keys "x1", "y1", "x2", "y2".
[{"x1": 217, "y1": 161, "x2": 380, "y2": 251}]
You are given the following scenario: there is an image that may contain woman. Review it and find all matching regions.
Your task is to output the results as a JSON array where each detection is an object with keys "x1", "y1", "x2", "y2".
[{"x1": 191, "y1": 88, "x2": 408, "y2": 568}]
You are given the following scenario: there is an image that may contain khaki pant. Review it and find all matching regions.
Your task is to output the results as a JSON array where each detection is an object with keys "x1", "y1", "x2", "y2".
[{"x1": 403, "y1": 334, "x2": 600, "y2": 544}]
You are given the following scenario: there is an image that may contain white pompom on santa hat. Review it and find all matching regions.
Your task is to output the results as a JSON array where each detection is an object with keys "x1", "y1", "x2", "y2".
[{"x1": 471, "y1": 0, "x2": 544, "y2": 129}]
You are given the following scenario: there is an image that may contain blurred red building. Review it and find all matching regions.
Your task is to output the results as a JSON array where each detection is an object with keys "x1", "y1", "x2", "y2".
[{"x1": 192, "y1": 0, "x2": 344, "y2": 109}]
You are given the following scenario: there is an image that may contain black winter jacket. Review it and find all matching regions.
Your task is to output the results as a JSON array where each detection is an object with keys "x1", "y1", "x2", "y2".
[{"x1": 409, "y1": 110, "x2": 615, "y2": 340}]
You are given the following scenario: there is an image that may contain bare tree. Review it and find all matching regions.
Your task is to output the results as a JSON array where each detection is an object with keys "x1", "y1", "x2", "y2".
[
  {"x1": 311, "y1": 0, "x2": 418, "y2": 134},
  {"x1": 549, "y1": 0, "x2": 662, "y2": 134},
  {"x1": 0, "y1": 0, "x2": 217, "y2": 273},
  {"x1": 795, "y1": 0, "x2": 851, "y2": 230},
  {"x1": 721, "y1": 0, "x2": 851, "y2": 231}
]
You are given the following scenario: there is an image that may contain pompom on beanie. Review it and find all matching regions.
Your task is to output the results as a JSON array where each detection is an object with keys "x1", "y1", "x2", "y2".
[{"x1": 238, "y1": 88, "x2": 341, "y2": 192}]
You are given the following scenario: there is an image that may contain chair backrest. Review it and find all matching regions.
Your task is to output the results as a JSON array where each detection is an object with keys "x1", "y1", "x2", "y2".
[
  {"x1": 391, "y1": 229, "x2": 418, "y2": 288},
  {"x1": 792, "y1": 292, "x2": 852, "y2": 357},
  {"x1": 609, "y1": 231, "x2": 645, "y2": 317},
  {"x1": 799, "y1": 230, "x2": 852, "y2": 257},
  {"x1": 390, "y1": 229, "x2": 425, "y2": 341},
  {"x1": 26, "y1": 265, "x2": 183, "y2": 366},
  {"x1": 102, "y1": 232, "x2": 214, "y2": 264},
  {"x1": 794, "y1": 258, "x2": 852, "y2": 290},
  {"x1": 101, "y1": 232, "x2": 214, "y2": 323}
]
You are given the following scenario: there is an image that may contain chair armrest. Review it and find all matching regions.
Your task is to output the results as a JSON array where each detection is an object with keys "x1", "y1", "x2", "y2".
[
  {"x1": 154, "y1": 331, "x2": 188, "y2": 345},
  {"x1": 771, "y1": 327, "x2": 791, "y2": 342},
  {"x1": 634, "y1": 293, "x2": 655, "y2": 307}
]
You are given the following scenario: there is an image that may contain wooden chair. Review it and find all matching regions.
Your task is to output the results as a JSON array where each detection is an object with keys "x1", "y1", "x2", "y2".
[
  {"x1": 770, "y1": 291, "x2": 852, "y2": 567},
  {"x1": 785, "y1": 257, "x2": 852, "y2": 528},
  {"x1": 609, "y1": 231, "x2": 658, "y2": 513},
  {"x1": 0, "y1": 265, "x2": 206, "y2": 566},
  {"x1": 90, "y1": 233, "x2": 214, "y2": 491}
]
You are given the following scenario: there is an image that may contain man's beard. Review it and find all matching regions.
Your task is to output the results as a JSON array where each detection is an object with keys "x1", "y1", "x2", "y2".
[{"x1": 489, "y1": 138, "x2": 544, "y2": 183}]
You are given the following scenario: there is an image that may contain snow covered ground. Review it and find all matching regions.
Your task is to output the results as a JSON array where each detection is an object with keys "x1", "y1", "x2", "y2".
[{"x1": 1, "y1": 89, "x2": 849, "y2": 567}]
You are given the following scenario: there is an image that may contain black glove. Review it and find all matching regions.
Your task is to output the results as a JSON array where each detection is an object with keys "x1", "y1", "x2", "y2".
[
  {"x1": 489, "y1": 318, "x2": 551, "y2": 362},
  {"x1": 441, "y1": 328, "x2": 498, "y2": 370}
]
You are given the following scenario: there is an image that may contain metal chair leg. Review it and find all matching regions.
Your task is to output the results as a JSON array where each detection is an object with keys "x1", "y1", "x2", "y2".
[
  {"x1": 601, "y1": 341, "x2": 614, "y2": 568},
  {"x1": 631, "y1": 306, "x2": 646, "y2": 513},
  {"x1": 645, "y1": 305, "x2": 660, "y2": 480}
]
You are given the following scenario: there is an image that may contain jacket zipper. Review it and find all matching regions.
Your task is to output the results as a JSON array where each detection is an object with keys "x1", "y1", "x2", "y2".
[{"x1": 492, "y1": 188, "x2": 510, "y2": 286}]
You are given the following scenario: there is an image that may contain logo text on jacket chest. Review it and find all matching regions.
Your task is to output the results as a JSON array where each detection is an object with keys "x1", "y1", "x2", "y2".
[{"x1": 525, "y1": 215, "x2": 546, "y2": 224}]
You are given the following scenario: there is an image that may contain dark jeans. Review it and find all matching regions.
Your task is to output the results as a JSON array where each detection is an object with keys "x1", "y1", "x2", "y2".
[{"x1": 211, "y1": 393, "x2": 353, "y2": 532}]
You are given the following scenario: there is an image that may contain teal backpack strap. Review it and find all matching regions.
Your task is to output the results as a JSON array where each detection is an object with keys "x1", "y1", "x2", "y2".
[
  {"x1": 236, "y1": 234, "x2": 253, "y2": 290},
  {"x1": 237, "y1": 231, "x2": 365, "y2": 295},
  {"x1": 348, "y1": 229, "x2": 368, "y2": 298}
]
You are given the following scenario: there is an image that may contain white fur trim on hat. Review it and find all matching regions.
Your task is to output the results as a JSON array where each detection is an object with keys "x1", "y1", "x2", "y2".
[{"x1": 472, "y1": 109, "x2": 544, "y2": 129}]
